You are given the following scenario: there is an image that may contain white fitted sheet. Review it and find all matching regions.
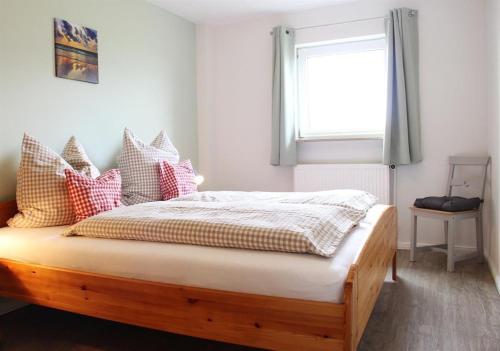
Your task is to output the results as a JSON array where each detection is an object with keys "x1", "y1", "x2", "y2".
[{"x1": 0, "y1": 205, "x2": 387, "y2": 303}]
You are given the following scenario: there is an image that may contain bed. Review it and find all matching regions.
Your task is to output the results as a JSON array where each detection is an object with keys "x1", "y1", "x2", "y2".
[{"x1": 0, "y1": 198, "x2": 397, "y2": 351}]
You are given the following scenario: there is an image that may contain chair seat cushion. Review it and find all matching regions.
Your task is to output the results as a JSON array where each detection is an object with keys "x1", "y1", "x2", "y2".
[{"x1": 414, "y1": 196, "x2": 481, "y2": 212}]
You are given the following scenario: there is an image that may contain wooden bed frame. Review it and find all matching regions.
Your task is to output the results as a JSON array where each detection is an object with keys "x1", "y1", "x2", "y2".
[{"x1": 0, "y1": 200, "x2": 397, "y2": 351}]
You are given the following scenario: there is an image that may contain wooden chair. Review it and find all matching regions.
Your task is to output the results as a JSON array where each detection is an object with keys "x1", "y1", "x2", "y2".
[{"x1": 409, "y1": 156, "x2": 490, "y2": 272}]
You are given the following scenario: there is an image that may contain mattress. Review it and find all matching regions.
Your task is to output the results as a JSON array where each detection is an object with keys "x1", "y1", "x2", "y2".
[{"x1": 0, "y1": 204, "x2": 387, "y2": 303}]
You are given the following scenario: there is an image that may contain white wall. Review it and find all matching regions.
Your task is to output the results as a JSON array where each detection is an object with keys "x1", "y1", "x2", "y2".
[
  {"x1": 486, "y1": 0, "x2": 500, "y2": 291},
  {"x1": 197, "y1": 0, "x2": 489, "y2": 249},
  {"x1": 0, "y1": 0, "x2": 198, "y2": 201}
]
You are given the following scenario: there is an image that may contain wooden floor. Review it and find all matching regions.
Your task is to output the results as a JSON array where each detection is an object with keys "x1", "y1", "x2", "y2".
[
  {"x1": 0, "y1": 250, "x2": 498, "y2": 351},
  {"x1": 358, "y1": 250, "x2": 500, "y2": 351}
]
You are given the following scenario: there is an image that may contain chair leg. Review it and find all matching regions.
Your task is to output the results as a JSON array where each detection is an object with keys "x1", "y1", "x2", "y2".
[
  {"x1": 447, "y1": 219, "x2": 455, "y2": 272},
  {"x1": 444, "y1": 220, "x2": 448, "y2": 246},
  {"x1": 410, "y1": 215, "x2": 417, "y2": 262},
  {"x1": 475, "y1": 215, "x2": 484, "y2": 263}
]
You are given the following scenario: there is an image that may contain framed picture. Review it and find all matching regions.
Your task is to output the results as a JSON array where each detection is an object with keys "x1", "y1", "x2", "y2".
[{"x1": 54, "y1": 18, "x2": 98, "y2": 84}]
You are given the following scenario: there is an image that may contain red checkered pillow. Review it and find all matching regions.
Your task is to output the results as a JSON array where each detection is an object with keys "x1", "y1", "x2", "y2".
[
  {"x1": 65, "y1": 169, "x2": 122, "y2": 222},
  {"x1": 158, "y1": 160, "x2": 197, "y2": 200}
]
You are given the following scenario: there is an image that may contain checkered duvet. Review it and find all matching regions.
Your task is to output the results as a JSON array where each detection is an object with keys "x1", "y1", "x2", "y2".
[{"x1": 64, "y1": 190, "x2": 377, "y2": 257}]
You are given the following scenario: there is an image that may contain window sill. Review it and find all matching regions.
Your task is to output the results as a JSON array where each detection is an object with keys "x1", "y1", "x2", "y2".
[{"x1": 297, "y1": 134, "x2": 384, "y2": 142}]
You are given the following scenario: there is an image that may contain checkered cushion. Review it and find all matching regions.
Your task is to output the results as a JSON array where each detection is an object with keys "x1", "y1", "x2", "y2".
[
  {"x1": 8, "y1": 134, "x2": 100, "y2": 227},
  {"x1": 62, "y1": 136, "x2": 100, "y2": 178},
  {"x1": 65, "y1": 168, "x2": 122, "y2": 221},
  {"x1": 158, "y1": 160, "x2": 197, "y2": 200},
  {"x1": 117, "y1": 128, "x2": 179, "y2": 205}
]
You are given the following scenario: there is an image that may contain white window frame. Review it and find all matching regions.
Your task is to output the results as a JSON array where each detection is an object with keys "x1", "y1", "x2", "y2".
[{"x1": 296, "y1": 36, "x2": 387, "y2": 141}]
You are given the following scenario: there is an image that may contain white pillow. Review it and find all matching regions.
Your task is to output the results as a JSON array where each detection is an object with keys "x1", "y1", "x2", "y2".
[
  {"x1": 117, "y1": 128, "x2": 179, "y2": 205},
  {"x1": 8, "y1": 134, "x2": 100, "y2": 228}
]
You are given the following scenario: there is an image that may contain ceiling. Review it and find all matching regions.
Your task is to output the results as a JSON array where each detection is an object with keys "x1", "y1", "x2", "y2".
[{"x1": 149, "y1": 0, "x2": 353, "y2": 24}]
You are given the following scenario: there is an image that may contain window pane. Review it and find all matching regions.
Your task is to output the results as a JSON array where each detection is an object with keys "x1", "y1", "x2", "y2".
[{"x1": 299, "y1": 41, "x2": 386, "y2": 138}]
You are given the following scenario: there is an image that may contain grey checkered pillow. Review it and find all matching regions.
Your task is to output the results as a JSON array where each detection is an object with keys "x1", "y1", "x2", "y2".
[
  {"x1": 62, "y1": 136, "x2": 100, "y2": 179},
  {"x1": 8, "y1": 134, "x2": 100, "y2": 228},
  {"x1": 117, "y1": 128, "x2": 179, "y2": 205}
]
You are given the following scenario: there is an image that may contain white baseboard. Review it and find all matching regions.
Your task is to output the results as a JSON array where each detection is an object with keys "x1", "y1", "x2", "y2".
[
  {"x1": 397, "y1": 241, "x2": 475, "y2": 250},
  {"x1": 486, "y1": 255, "x2": 500, "y2": 295}
]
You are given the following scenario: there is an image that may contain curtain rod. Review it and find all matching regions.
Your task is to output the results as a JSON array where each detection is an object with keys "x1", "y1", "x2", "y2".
[
  {"x1": 269, "y1": 10, "x2": 417, "y2": 35},
  {"x1": 295, "y1": 15, "x2": 387, "y2": 31}
]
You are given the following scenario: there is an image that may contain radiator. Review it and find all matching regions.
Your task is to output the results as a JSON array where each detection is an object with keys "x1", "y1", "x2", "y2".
[{"x1": 293, "y1": 164, "x2": 391, "y2": 204}]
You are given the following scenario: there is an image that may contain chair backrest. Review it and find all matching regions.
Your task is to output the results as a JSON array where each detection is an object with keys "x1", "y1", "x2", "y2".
[{"x1": 446, "y1": 156, "x2": 490, "y2": 200}]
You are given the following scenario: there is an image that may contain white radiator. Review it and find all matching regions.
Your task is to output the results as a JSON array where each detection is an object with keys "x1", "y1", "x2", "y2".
[{"x1": 293, "y1": 164, "x2": 391, "y2": 204}]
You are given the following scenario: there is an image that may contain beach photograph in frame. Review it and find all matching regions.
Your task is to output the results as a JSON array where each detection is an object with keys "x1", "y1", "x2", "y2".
[{"x1": 54, "y1": 18, "x2": 98, "y2": 84}]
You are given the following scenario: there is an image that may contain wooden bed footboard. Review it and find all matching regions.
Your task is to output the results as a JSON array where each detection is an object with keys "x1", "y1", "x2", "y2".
[
  {"x1": 345, "y1": 206, "x2": 398, "y2": 349},
  {"x1": 0, "y1": 201, "x2": 397, "y2": 350}
]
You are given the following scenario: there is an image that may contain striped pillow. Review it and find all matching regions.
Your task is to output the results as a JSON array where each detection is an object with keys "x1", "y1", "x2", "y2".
[
  {"x1": 65, "y1": 168, "x2": 122, "y2": 221},
  {"x1": 158, "y1": 160, "x2": 197, "y2": 200},
  {"x1": 8, "y1": 134, "x2": 99, "y2": 228},
  {"x1": 117, "y1": 128, "x2": 179, "y2": 205}
]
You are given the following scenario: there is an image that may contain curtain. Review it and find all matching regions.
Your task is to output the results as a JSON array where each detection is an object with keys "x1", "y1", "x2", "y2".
[
  {"x1": 271, "y1": 26, "x2": 297, "y2": 166},
  {"x1": 383, "y1": 8, "x2": 422, "y2": 166}
]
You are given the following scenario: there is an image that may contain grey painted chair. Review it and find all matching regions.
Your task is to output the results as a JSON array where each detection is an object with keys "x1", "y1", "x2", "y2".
[{"x1": 409, "y1": 156, "x2": 490, "y2": 272}]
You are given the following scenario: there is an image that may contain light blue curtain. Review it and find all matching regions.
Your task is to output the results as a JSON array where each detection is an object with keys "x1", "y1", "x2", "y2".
[
  {"x1": 383, "y1": 8, "x2": 422, "y2": 166},
  {"x1": 271, "y1": 26, "x2": 297, "y2": 166}
]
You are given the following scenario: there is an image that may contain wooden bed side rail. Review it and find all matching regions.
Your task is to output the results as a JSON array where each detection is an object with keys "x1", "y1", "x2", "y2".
[
  {"x1": 0, "y1": 200, "x2": 17, "y2": 228},
  {"x1": 344, "y1": 205, "x2": 397, "y2": 350},
  {"x1": 0, "y1": 258, "x2": 348, "y2": 351}
]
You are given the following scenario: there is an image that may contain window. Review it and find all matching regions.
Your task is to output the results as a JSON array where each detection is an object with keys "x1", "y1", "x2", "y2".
[{"x1": 297, "y1": 37, "x2": 387, "y2": 140}]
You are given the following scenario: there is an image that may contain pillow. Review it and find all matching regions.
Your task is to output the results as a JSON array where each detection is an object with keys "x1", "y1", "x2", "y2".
[
  {"x1": 8, "y1": 134, "x2": 100, "y2": 227},
  {"x1": 117, "y1": 128, "x2": 179, "y2": 205},
  {"x1": 65, "y1": 168, "x2": 122, "y2": 221},
  {"x1": 62, "y1": 136, "x2": 100, "y2": 178},
  {"x1": 158, "y1": 160, "x2": 197, "y2": 200}
]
